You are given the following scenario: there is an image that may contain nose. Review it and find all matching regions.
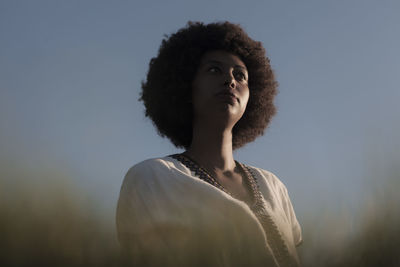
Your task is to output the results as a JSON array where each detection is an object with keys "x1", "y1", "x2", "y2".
[{"x1": 223, "y1": 71, "x2": 236, "y2": 89}]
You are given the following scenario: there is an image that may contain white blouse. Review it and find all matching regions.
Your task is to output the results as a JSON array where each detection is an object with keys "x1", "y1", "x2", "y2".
[{"x1": 116, "y1": 156, "x2": 302, "y2": 266}]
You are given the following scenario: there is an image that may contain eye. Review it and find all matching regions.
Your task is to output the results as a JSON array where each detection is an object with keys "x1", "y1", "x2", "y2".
[
  {"x1": 207, "y1": 66, "x2": 221, "y2": 73},
  {"x1": 234, "y1": 70, "x2": 247, "y2": 82}
]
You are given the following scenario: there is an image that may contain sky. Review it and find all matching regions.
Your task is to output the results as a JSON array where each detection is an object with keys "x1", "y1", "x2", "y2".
[{"x1": 1, "y1": 0, "x2": 399, "y2": 235}]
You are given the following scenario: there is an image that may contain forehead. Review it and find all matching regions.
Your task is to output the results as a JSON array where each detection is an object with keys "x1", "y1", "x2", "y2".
[{"x1": 199, "y1": 50, "x2": 247, "y2": 70}]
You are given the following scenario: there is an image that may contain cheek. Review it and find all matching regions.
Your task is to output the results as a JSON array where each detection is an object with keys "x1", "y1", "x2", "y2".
[{"x1": 242, "y1": 89, "x2": 250, "y2": 107}]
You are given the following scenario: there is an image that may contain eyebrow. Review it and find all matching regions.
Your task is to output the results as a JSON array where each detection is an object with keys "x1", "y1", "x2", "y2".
[{"x1": 203, "y1": 60, "x2": 247, "y2": 71}]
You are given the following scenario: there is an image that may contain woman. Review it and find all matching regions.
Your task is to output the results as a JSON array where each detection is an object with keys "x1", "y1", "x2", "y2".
[{"x1": 116, "y1": 21, "x2": 302, "y2": 267}]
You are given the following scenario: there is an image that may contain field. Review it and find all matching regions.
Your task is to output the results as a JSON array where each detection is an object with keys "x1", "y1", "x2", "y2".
[{"x1": 1, "y1": 164, "x2": 399, "y2": 266}]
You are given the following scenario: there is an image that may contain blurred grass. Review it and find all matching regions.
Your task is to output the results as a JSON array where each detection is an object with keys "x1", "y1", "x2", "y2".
[
  {"x1": 1, "y1": 162, "x2": 399, "y2": 266},
  {"x1": 0, "y1": 165, "x2": 123, "y2": 267},
  {"x1": 299, "y1": 167, "x2": 400, "y2": 267}
]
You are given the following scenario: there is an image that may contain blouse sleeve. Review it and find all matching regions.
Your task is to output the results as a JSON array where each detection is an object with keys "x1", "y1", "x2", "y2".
[
  {"x1": 283, "y1": 186, "x2": 302, "y2": 246},
  {"x1": 272, "y1": 173, "x2": 303, "y2": 247}
]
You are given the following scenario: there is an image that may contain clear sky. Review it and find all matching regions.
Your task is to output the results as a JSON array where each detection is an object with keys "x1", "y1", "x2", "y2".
[{"x1": 1, "y1": 0, "x2": 399, "y2": 239}]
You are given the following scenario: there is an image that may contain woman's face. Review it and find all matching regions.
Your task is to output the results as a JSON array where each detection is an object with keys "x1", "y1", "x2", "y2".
[{"x1": 191, "y1": 50, "x2": 249, "y2": 127}]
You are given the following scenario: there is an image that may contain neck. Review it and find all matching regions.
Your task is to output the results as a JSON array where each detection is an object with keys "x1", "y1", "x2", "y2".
[{"x1": 185, "y1": 122, "x2": 236, "y2": 172}]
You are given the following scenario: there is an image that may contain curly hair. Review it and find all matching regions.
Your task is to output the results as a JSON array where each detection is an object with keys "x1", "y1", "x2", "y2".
[{"x1": 140, "y1": 21, "x2": 278, "y2": 150}]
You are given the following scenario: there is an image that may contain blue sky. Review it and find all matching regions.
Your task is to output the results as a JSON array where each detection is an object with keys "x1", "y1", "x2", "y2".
[{"x1": 1, "y1": 1, "x2": 399, "y2": 233}]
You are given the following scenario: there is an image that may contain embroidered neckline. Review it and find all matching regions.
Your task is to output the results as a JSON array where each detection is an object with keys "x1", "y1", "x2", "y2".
[
  {"x1": 171, "y1": 153, "x2": 259, "y2": 206},
  {"x1": 168, "y1": 153, "x2": 295, "y2": 267}
]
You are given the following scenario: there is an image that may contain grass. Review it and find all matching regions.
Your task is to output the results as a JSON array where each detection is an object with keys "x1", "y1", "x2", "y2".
[{"x1": 1, "y1": 163, "x2": 399, "y2": 266}]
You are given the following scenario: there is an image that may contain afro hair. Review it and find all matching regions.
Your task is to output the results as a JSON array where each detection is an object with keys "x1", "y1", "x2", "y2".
[{"x1": 140, "y1": 21, "x2": 278, "y2": 150}]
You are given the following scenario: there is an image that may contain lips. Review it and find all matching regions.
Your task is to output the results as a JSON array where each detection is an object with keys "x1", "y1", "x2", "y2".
[{"x1": 215, "y1": 90, "x2": 239, "y2": 103}]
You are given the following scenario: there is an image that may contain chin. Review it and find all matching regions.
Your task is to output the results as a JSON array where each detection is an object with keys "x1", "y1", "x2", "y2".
[{"x1": 214, "y1": 105, "x2": 243, "y2": 123}]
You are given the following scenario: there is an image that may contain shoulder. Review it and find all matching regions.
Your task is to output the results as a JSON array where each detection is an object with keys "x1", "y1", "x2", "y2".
[
  {"x1": 123, "y1": 156, "x2": 178, "y2": 184},
  {"x1": 117, "y1": 156, "x2": 186, "y2": 221},
  {"x1": 126, "y1": 157, "x2": 174, "y2": 175},
  {"x1": 246, "y1": 165, "x2": 289, "y2": 197},
  {"x1": 120, "y1": 155, "x2": 204, "y2": 199},
  {"x1": 125, "y1": 155, "x2": 193, "y2": 175},
  {"x1": 246, "y1": 164, "x2": 303, "y2": 247},
  {"x1": 245, "y1": 164, "x2": 294, "y2": 213}
]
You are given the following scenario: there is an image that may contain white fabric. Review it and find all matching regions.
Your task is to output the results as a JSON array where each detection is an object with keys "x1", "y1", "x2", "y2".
[{"x1": 116, "y1": 156, "x2": 302, "y2": 266}]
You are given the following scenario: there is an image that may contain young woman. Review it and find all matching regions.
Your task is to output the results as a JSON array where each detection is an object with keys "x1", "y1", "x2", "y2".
[{"x1": 116, "y1": 21, "x2": 302, "y2": 267}]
